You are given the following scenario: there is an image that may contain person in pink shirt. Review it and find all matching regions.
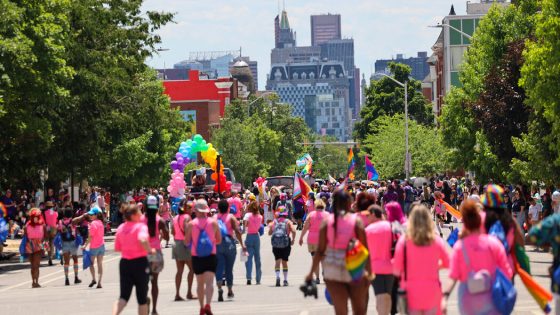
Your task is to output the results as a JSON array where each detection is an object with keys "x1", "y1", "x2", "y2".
[
  {"x1": 185, "y1": 199, "x2": 222, "y2": 315},
  {"x1": 243, "y1": 200, "x2": 263, "y2": 285},
  {"x1": 441, "y1": 200, "x2": 513, "y2": 315},
  {"x1": 227, "y1": 191, "x2": 243, "y2": 220},
  {"x1": 298, "y1": 199, "x2": 328, "y2": 284},
  {"x1": 171, "y1": 199, "x2": 196, "y2": 301},
  {"x1": 112, "y1": 203, "x2": 155, "y2": 315},
  {"x1": 43, "y1": 201, "x2": 58, "y2": 266},
  {"x1": 365, "y1": 204, "x2": 394, "y2": 315},
  {"x1": 393, "y1": 204, "x2": 450, "y2": 315},
  {"x1": 143, "y1": 195, "x2": 169, "y2": 315},
  {"x1": 25, "y1": 208, "x2": 46, "y2": 288},
  {"x1": 81, "y1": 207, "x2": 105, "y2": 289},
  {"x1": 354, "y1": 193, "x2": 376, "y2": 227}
]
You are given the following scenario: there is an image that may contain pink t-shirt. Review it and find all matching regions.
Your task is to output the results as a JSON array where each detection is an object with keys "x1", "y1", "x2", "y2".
[
  {"x1": 89, "y1": 219, "x2": 105, "y2": 249},
  {"x1": 173, "y1": 214, "x2": 188, "y2": 240},
  {"x1": 306, "y1": 199, "x2": 315, "y2": 213},
  {"x1": 365, "y1": 220, "x2": 393, "y2": 275},
  {"x1": 306, "y1": 210, "x2": 327, "y2": 245},
  {"x1": 141, "y1": 215, "x2": 161, "y2": 250},
  {"x1": 160, "y1": 202, "x2": 171, "y2": 221},
  {"x1": 246, "y1": 213, "x2": 263, "y2": 234},
  {"x1": 27, "y1": 224, "x2": 44, "y2": 240},
  {"x1": 326, "y1": 213, "x2": 356, "y2": 250},
  {"x1": 228, "y1": 197, "x2": 243, "y2": 219},
  {"x1": 393, "y1": 235, "x2": 450, "y2": 311},
  {"x1": 191, "y1": 217, "x2": 217, "y2": 256},
  {"x1": 115, "y1": 221, "x2": 149, "y2": 260},
  {"x1": 434, "y1": 200, "x2": 444, "y2": 215},
  {"x1": 449, "y1": 233, "x2": 513, "y2": 283},
  {"x1": 44, "y1": 209, "x2": 58, "y2": 227},
  {"x1": 217, "y1": 213, "x2": 234, "y2": 236}
]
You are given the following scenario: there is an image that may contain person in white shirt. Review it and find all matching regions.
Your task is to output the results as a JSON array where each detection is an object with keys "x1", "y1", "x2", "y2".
[
  {"x1": 553, "y1": 191, "x2": 560, "y2": 214},
  {"x1": 528, "y1": 194, "x2": 542, "y2": 226}
]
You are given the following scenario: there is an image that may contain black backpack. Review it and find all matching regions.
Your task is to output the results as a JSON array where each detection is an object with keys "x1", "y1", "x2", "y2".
[{"x1": 61, "y1": 220, "x2": 75, "y2": 242}]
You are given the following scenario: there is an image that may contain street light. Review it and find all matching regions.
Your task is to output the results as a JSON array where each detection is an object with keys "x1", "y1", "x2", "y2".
[
  {"x1": 247, "y1": 91, "x2": 275, "y2": 117},
  {"x1": 429, "y1": 23, "x2": 473, "y2": 40},
  {"x1": 39, "y1": 168, "x2": 48, "y2": 202},
  {"x1": 156, "y1": 48, "x2": 170, "y2": 80},
  {"x1": 378, "y1": 73, "x2": 411, "y2": 180}
]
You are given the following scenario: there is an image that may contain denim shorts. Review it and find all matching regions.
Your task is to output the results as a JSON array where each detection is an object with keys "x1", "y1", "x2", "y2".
[{"x1": 90, "y1": 244, "x2": 105, "y2": 256}]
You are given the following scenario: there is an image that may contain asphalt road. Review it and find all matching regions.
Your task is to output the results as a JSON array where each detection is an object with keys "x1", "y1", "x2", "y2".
[{"x1": 0, "y1": 226, "x2": 555, "y2": 315}]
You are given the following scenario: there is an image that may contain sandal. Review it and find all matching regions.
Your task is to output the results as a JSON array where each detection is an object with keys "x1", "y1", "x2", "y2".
[
  {"x1": 186, "y1": 293, "x2": 197, "y2": 300},
  {"x1": 174, "y1": 296, "x2": 185, "y2": 301}
]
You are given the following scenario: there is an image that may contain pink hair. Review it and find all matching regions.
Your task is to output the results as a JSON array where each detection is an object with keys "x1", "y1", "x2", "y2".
[{"x1": 385, "y1": 201, "x2": 406, "y2": 224}]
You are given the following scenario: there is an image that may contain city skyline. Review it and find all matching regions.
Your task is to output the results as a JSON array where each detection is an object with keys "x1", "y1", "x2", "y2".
[{"x1": 143, "y1": 0, "x2": 467, "y2": 89}]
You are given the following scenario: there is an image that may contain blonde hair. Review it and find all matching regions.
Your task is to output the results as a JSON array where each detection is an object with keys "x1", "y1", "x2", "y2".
[
  {"x1": 407, "y1": 204, "x2": 436, "y2": 246},
  {"x1": 314, "y1": 199, "x2": 326, "y2": 210}
]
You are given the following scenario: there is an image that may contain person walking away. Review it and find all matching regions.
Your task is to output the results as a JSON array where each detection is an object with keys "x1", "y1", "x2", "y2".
[
  {"x1": 432, "y1": 191, "x2": 452, "y2": 238},
  {"x1": 112, "y1": 204, "x2": 155, "y2": 315},
  {"x1": 393, "y1": 204, "x2": 449, "y2": 315},
  {"x1": 527, "y1": 193, "x2": 542, "y2": 235},
  {"x1": 441, "y1": 200, "x2": 513, "y2": 315},
  {"x1": 403, "y1": 181, "x2": 415, "y2": 217},
  {"x1": 216, "y1": 199, "x2": 246, "y2": 301},
  {"x1": 81, "y1": 207, "x2": 105, "y2": 288},
  {"x1": 172, "y1": 200, "x2": 196, "y2": 301},
  {"x1": 59, "y1": 207, "x2": 81, "y2": 285},
  {"x1": 185, "y1": 199, "x2": 222, "y2": 315},
  {"x1": 243, "y1": 201, "x2": 263, "y2": 285},
  {"x1": 25, "y1": 208, "x2": 46, "y2": 288},
  {"x1": 305, "y1": 189, "x2": 371, "y2": 315},
  {"x1": 268, "y1": 206, "x2": 296, "y2": 287},
  {"x1": 354, "y1": 193, "x2": 376, "y2": 227},
  {"x1": 159, "y1": 195, "x2": 172, "y2": 248},
  {"x1": 299, "y1": 199, "x2": 328, "y2": 284},
  {"x1": 43, "y1": 201, "x2": 58, "y2": 266},
  {"x1": 365, "y1": 204, "x2": 394, "y2": 315},
  {"x1": 143, "y1": 196, "x2": 169, "y2": 315}
]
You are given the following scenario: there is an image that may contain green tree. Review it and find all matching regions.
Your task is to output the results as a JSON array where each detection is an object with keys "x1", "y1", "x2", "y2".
[
  {"x1": 355, "y1": 62, "x2": 433, "y2": 142},
  {"x1": 518, "y1": 0, "x2": 560, "y2": 184},
  {"x1": 310, "y1": 142, "x2": 348, "y2": 179},
  {"x1": 363, "y1": 115, "x2": 449, "y2": 179}
]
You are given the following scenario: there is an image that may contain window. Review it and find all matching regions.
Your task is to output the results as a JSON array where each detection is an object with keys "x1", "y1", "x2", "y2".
[
  {"x1": 451, "y1": 71, "x2": 462, "y2": 87},
  {"x1": 462, "y1": 19, "x2": 474, "y2": 45},
  {"x1": 449, "y1": 19, "x2": 462, "y2": 45},
  {"x1": 450, "y1": 46, "x2": 467, "y2": 71}
]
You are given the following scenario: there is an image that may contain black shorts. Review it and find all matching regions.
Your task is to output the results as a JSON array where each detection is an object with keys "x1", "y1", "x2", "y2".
[
  {"x1": 372, "y1": 274, "x2": 395, "y2": 295},
  {"x1": 119, "y1": 257, "x2": 150, "y2": 305},
  {"x1": 293, "y1": 211, "x2": 304, "y2": 220},
  {"x1": 272, "y1": 245, "x2": 291, "y2": 261},
  {"x1": 192, "y1": 255, "x2": 217, "y2": 275}
]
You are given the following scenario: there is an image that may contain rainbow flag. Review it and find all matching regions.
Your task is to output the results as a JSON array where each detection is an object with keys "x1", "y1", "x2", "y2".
[
  {"x1": 345, "y1": 239, "x2": 369, "y2": 282},
  {"x1": 293, "y1": 172, "x2": 311, "y2": 202},
  {"x1": 297, "y1": 154, "x2": 313, "y2": 176},
  {"x1": 347, "y1": 148, "x2": 356, "y2": 180},
  {"x1": 365, "y1": 156, "x2": 379, "y2": 181},
  {"x1": 516, "y1": 262, "x2": 552, "y2": 313},
  {"x1": 436, "y1": 198, "x2": 462, "y2": 220}
]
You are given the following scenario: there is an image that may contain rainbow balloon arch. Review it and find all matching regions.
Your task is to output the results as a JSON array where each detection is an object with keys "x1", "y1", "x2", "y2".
[{"x1": 167, "y1": 134, "x2": 228, "y2": 200}]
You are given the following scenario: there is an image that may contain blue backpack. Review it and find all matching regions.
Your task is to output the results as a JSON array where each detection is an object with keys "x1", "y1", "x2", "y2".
[
  {"x1": 489, "y1": 221, "x2": 509, "y2": 252},
  {"x1": 217, "y1": 219, "x2": 228, "y2": 237},
  {"x1": 447, "y1": 228, "x2": 459, "y2": 247},
  {"x1": 196, "y1": 223, "x2": 214, "y2": 257},
  {"x1": 492, "y1": 268, "x2": 517, "y2": 315}
]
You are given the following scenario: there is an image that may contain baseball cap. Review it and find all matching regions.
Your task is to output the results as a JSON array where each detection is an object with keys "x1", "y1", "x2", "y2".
[
  {"x1": 88, "y1": 207, "x2": 102, "y2": 216},
  {"x1": 195, "y1": 199, "x2": 210, "y2": 213},
  {"x1": 146, "y1": 195, "x2": 159, "y2": 210}
]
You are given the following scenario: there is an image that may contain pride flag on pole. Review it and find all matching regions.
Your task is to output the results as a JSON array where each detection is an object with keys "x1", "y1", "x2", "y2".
[
  {"x1": 296, "y1": 154, "x2": 313, "y2": 176},
  {"x1": 347, "y1": 148, "x2": 356, "y2": 181},
  {"x1": 365, "y1": 156, "x2": 379, "y2": 181},
  {"x1": 293, "y1": 172, "x2": 311, "y2": 202}
]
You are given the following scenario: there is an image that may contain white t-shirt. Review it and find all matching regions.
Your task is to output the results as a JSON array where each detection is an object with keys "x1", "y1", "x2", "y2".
[{"x1": 528, "y1": 203, "x2": 542, "y2": 221}]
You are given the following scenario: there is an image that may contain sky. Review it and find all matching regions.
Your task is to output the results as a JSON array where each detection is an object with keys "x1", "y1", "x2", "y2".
[{"x1": 143, "y1": 0, "x2": 467, "y2": 89}]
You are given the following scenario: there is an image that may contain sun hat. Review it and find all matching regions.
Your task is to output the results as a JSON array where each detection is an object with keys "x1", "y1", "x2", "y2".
[
  {"x1": 195, "y1": 199, "x2": 210, "y2": 213},
  {"x1": 88, "y1": 206, "x2": 102, "y2": 216},
  {"x1": 248, "y1": 193, "x2": 257, "y2": 201},
  {"x1": 146, "y1": 195, "x2": 159, "y2": 210},
  {"x1": 481, "y1": 184, "x2": 506, "y2": 209}
]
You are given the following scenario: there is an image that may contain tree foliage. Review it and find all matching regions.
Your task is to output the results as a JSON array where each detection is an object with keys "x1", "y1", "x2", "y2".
[
  {"x1": 363, "y1": 115, "x2": 449, "y2": 179},
  {"x1": 355, "y1": 62, "x2": 433, "y2": 142}
]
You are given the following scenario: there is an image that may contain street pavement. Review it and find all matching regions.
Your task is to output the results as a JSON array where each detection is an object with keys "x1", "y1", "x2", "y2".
[{"x1": 0, "y1": 226, "x2": 555, "y2": 315}]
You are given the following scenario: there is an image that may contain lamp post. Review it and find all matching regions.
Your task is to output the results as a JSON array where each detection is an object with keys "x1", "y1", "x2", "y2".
[
  {"x1": 39, "y1": 168, "x2": 48, "y2": 202},
  {"x1": 156, "y1": 48, "x2": 170, "y2": 80},
  {"x1": 429, "y1": 23, "x2": 473, "y2": 40},
  {"x1": 379, "y1": 73, "x2": 410, "y2": 180},
  {"x1": 247, "y1": 92, "x2": 275, "y2": 117}
]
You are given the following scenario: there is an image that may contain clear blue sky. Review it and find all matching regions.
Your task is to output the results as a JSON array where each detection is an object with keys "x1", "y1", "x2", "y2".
[{"x1": 143, "y1": 0, "x2": 466, "y2": 88}]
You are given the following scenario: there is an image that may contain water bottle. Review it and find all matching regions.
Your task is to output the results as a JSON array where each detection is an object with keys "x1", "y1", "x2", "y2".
[{"x1": 19, "y1": 256, "x2": 24, "y2": 263}]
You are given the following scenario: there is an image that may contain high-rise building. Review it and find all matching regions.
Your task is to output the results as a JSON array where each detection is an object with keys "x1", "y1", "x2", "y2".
[
  {"x1": 374, "y1": 52, "x2": 430, "y2": 81},
  {"x1": 311, "y1": 14, "x2": 341, "y2": 46},
  {"x1": 274, "y1": 10, "x2": 296, "y2": 49},
  {"x1": 305, "y1": 94, "x2": 351, "y2": 141},
  {"x1": 319, "y1": 39, "x2": 354, "y2": 76}
]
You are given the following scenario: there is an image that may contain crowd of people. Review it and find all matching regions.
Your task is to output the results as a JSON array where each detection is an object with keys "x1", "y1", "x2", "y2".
[{"x1": 3, "y1": 174, "x2": 560, "y2": 315}]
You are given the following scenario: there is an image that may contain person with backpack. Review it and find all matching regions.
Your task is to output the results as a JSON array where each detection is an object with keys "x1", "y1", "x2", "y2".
[
  {"x1": 184, "y1": 199, "x2": 222, "y2": 315},
  {"x1": 24, "y1": 208, "x2": 46, "y2": 288},
  {"x1": 305, "y1": 189, "x2": 371, "y2": 315},
  {"x1": 299, "y1": 199, "x2": 328, "y2": 284},
  {"x1": 403, "y1": 181, "x2": 415, "y2": 217},
  {"x1": 215, "y1": 199, "x2": 246, "y2": 301},
  {"x1": 268, "y1": 205, "x2": 296, "y2": 287},
  {"x1": 112, "y1": 203, "x2": 155, "y2": 315},
  {"x1": 393, "y1": 204, "x2": 449, "y2": 315},
  {"x1": 58, "y1": 207, "x2": 82, "y2": 286},
  {"x1": 441, "y1": 200, "x2": 513, "y2": 315},
  {"x1": 243, "y1": 200, "x2": 263, "y2": 285},
  {"x1": 142, "y1": 195, "x2": 169, "y2": 315},
  {"x1": 172, "y1": 199, "x2": 196, "y2": 301}
]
